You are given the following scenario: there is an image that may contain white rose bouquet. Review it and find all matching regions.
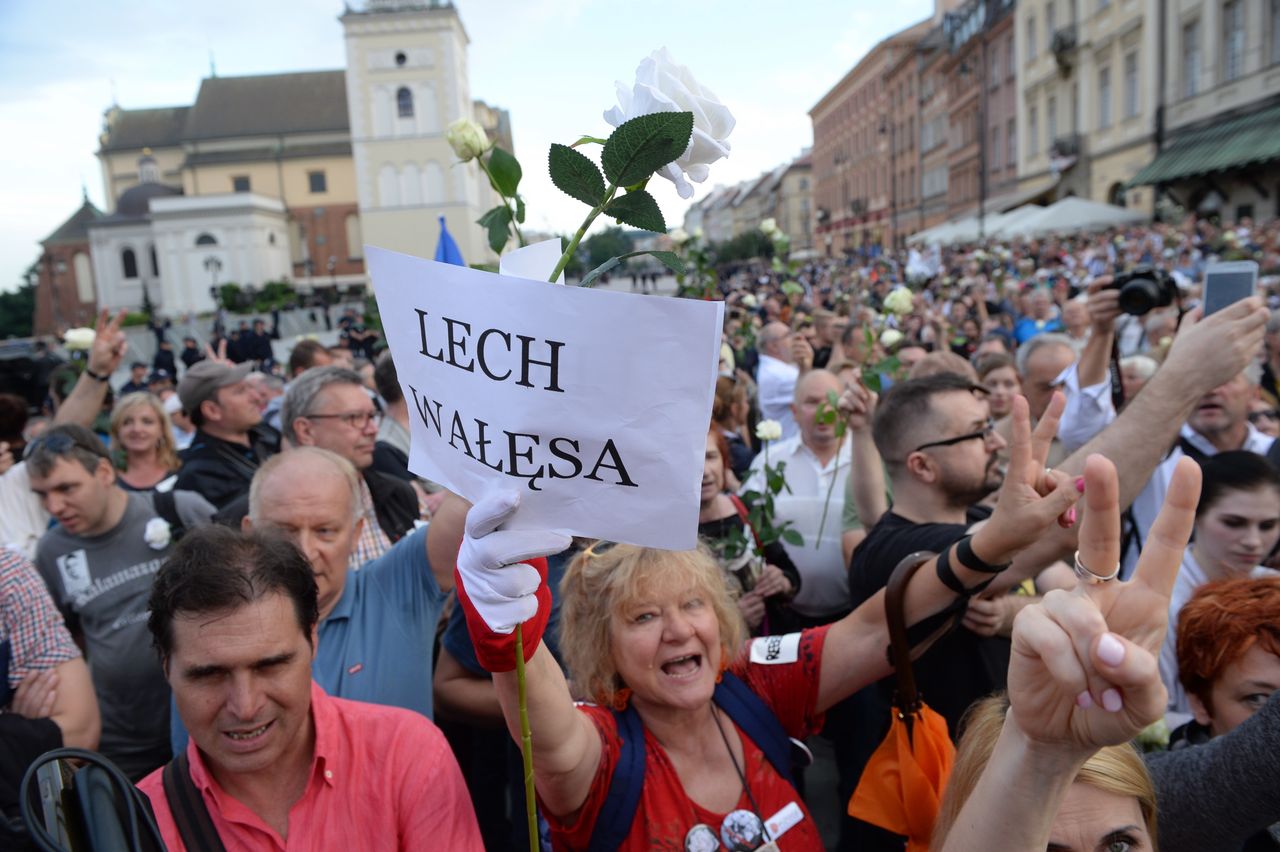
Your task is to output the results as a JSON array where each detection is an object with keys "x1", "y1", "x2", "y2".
[
  {"x1": 449, "y1": 48, "x2": 733, "y2": 286},
  {"x1": 883, "y1": 286, "x2": 916, "y2": 317},
  {"x1": 63, "y1": 327, "x2": 96, "y2": 351}
]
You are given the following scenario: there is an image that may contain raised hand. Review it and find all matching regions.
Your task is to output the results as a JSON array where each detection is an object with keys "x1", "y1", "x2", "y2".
[
  {"x1": 204, "y1": 338, "x2": 233, "y2": 366},
  {"x1": 970, "y1": 393, "x2": 1080, "y2": 566},
  {"x1": 836, "y1": 369, "x2": 877, "y2": 433},
  {"x1": 86, "y1": 308, "x2": 128, "y2": 377},
  {"x1": 1006, "y1": 454, "x2": 1199, "y2": 755}
]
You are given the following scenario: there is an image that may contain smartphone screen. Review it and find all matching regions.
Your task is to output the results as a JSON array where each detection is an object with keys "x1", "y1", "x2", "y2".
[{"x1": 1203, "y1": 263, "x2": 1258, "y2": 315}]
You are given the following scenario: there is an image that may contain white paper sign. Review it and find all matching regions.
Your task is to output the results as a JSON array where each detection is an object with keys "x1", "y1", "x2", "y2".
[{"x1": 366, "y1": 244, "x2": 723, "y2": 550}]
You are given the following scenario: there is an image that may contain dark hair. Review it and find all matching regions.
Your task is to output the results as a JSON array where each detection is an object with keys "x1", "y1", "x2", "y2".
[
  {"x1": 148, "y1": 524, "x2": 319, "y2": 660},
  {"x1": 0, "y1": 393, "x2": 29, "y2": 445},
  {"x1": 373, "y1": 352, "x2": 402, "y2": 404},
  {"x1": 24, "y1": 424, "x2": 111, "y2": 477},
  {"x1": 872, "y1": 373, "x2": 986, "y2": 471},
  {"x1": 287, "y1": 339, "x2": 330, "y2": 378},
  {"x1": 1196, "y1": 450, "x2": 1280, "y2": 516},
  {"x1": 973, "y1": 352, "x2": 1017, "y2": 381}
]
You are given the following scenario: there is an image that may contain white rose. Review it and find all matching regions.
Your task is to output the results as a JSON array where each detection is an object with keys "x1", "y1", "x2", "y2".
[
  {"x1": 692, "y1": 227, "x2": 704, "y2": 239},
  {"x1": 883, "y1": 287, "x2": 915, "y2": 316},
  {"x1": 740, "y1": 293, "x2": 758, "y2": 308},
  {"x1": 446, "y1": 118, "x2": 492, "y2": 163},
  {"x1": 63, "y1": 327, "x2": 96, "y2": 351},
  {"x1": 760, "y1": 218, "x2": 779, "y2": 236},
  {"x1": 144, "y1": 517, "x2": 172, "y2": 550},
  {"x1": 880, "y1": 328, "x2": 905, "y2": 349},
  {"x1": 669, "y1": 227, "x2": 690, "y2": 246},
  {"x1": 603, "y1": 48, "x2": 735, "y2": 199},
  {"x1": 755, "y1": 419, "x2": 783, "y2": 442}
]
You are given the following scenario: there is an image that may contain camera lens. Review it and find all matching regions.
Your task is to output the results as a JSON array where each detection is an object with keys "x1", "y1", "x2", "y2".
[{"x1": 1118, "y1": 277, "x2": 1172, "y2": 316}]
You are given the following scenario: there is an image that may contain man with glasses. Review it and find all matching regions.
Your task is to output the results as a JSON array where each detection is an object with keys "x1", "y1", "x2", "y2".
[
  {"x1": 280, "y1": 366, "x2": 420, "y2": 567},
  {"x1": 27, "y1": 424, "x2": 215, "y2": 779},
  {"x1": 174, "y1": 360, "x2": 280, "y2": 510}
]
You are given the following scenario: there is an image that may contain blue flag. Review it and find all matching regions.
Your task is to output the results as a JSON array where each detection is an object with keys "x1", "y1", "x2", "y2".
[{"x1": 434, "y1": 216, "x2": 465, "y2": 266}]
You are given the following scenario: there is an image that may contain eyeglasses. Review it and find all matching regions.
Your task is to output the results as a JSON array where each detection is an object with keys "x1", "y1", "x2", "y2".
[
  {"x1": 582, "y1": 539, "x2": 618, "y2": 560},
  {"x1": 1249, "y1": 409, "x2": 1280, "y2": 424},
  {"x1": 24, "y1": 430, "x2": 110, "y2": 462},
  {"x1": 304, "y1": 410, "x2": 381, "y2": 429},
  {"x1": 912, "y1": 417, "x2": 998, "y2": 453}
]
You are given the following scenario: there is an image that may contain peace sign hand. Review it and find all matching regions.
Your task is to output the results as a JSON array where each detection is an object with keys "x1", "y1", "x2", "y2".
[
  {"x1": 1007, "y1": 454, "x2": 1200, "y2": 756},
  {"x1": 970, "y1": 392, "x2": 1079, "y2": 566},
  {"x1": 86, "y1": 308, "x2": 128, "y2": 377}
]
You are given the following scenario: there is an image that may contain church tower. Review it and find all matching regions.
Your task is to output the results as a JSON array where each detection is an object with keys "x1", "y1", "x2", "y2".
[{"x1": 340, "y1": 0, "x2": 495, "y2": 265}]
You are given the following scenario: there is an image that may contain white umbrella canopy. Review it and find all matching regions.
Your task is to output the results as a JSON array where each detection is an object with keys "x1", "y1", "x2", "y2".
[{"x1": 992, "y1": 196, "x2": 1147, "y2": 239}]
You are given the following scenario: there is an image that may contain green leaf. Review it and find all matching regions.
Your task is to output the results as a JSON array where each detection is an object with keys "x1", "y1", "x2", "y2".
[
  {"x1": 570, "y1": 135, "x2": 608, "y2": 147},
  {"x1": 515, "y1": 196, "x2": 526, "y2": 224},
  {"x1": 603, "y1": 190, "x2": 666, "y2": 232},
  {"x1": 601, "y1": 111, "x2": 694, "y2": 187},
  {"x1": 486, "y1": 147, "x2": 522, "y2": 197},
  {"x1": 578, "y1": 249, "x2": 684, "y2": 287},
  {"x1": 476, "y1": 205, "x2": 512, "y2": 254},
  {"x1": 781, "y1": 528, "x2": 804, "y2": 547},
  {"x1": 578, "y1": 256, "x2": 623, "y2": 289},
  {"x1": 548, "y1": 143, "x2": 606, "y2": 207}
]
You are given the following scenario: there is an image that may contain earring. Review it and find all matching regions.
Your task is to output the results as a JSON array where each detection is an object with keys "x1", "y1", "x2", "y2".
[{"x1": 610, "y1": 688, "x2": 632, "y2": 711}]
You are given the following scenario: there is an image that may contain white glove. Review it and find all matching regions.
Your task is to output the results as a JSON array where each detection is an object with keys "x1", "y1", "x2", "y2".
[{"x1": 457, "y1": 491, "x2": 571, "y2": 633}]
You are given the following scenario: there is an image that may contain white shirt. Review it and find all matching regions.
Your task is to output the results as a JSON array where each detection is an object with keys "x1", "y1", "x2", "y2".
[
  {"x1": 1055, "y1": 364, "x2": 1275, "y2": 576},
  {"x1": 1160, "y1": 548, "x2": 1278, "y2": 716},
  {"x1": 756, "y1": 354, "x2": 800, "y2": 441},
  {"x1": 741, "y1": 434, "x2": 851, "y2": 618},
  {"x1": 0, "y1": 462, "x2": 51, "y2": 560}
]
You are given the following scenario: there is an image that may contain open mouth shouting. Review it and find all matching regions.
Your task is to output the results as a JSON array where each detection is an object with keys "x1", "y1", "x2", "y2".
[{"x1": 661, "y1": 653, "x2": 703, "y2": 679}]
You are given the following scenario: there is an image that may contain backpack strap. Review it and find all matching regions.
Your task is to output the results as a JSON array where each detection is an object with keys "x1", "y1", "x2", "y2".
[
  {"x1": 152, "y1": 490, "x2": 187, "y2": 542},
  {"x1": 162, "y1": 751, "x2": 227, "y2": 852},
  {"x1": 586, "y1": 671, "x2": 796, "y2": 849},
  {"x1": 728, "y1": 493, "x2": 764, "y2": 552},
  {"x1": 713, "y1": 671, "x2": 793, "y2": 786},
  {"x1": 589, "y1": 704, "x2": 646, "y2": 852}
]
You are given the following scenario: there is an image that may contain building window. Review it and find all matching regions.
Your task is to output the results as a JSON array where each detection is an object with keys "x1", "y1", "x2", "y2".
[
  {"x1": 1123, "y1": 52, "x2": 1139, "y2": 118},
  {"x1": 990, "y1": 125, "x2": 1001, "y2": 169},
  {"x1": 1098, "y1": 66, "x2": 1112, "y2": 129},
  {"x1": 395, "y1": 51, "x2": 407, "y2": 66},
  {"x1": 1098, "y1": 0, "x2": 1109, "y2": 8},
  {"x1": 232, "y1": 175, "x2": 250, "y2": 192},
  {"x1": 397, "y1": 86, "x2": 414, "y2": 118},
  {"x1": 1007, "y1": 35, "x2": 1015, "y2": 76},
  {"x1": 1048, "y1": 95, "x2": 1058, "y2": 144},
  {"x1": 1272, "y1": 0, "x2": 1280, "y2": 64},
  {"x1": 1029, "y1": 105, "x2": 1039, "y2": 155},
  {"x1": 308, "y1": 171, "x2": 327, "y2": 193},
  {"x1": 149, "y1": 245, "x2": 159, "y2": 277},
  {"x1": 1007, "y1": 118, "x2": 1017, "y2": 167},
  {"x1": 1046, "y1": 1, "x2": 1056, "y2": 44},
  {"x1": 990, "y1": 44, "x2": 1000, "y2": 86},
  {"x1": 1224, "y1": 0, "x2": 1244, "y2": 81},
  {"x1": 1183, "y1": 20, "x2": 1200, "y2": 97},
  {"x1": 122, "y1": 248, "x2": 138, "y2": 279},
  {"x1": 1027, "y1": 16, "x2": 1037, "y2": 59},
  {"x1": 195, "y1": 233, "x2": 217, "y2": 246}
]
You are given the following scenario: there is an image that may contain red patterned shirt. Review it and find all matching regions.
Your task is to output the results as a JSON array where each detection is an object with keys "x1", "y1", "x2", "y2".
[
  {"x1": 1, "y1": 547, "x2": 79, "y2": 695},
  {"x1": 547, "y1": 626, "x2": 830, "y2": 851}
]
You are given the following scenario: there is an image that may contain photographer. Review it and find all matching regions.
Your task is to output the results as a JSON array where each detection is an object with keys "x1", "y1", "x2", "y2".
[{"x1": 1058, "y1": 276, "x2": 1272, "y2": 577}]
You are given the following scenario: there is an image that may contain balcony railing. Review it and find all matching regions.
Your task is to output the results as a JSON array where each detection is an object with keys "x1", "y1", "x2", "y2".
[{"x1": 1052, "y1": 25, "x2": 1078, "y2": 74}]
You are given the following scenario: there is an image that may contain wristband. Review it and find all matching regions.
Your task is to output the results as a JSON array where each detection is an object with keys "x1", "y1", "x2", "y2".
[
  {"x1": 83, "y1": 367, "x2": 109, "y2": 382},
  {"x1": 956, "y1": 535, "x2": 1010, "y2": 574},
  {"x1": 936, "y1": 545, "x2": 995, "y2": 597},
  {"x1": 454, "y1": 555, "x2": 551, "y2": 673}
]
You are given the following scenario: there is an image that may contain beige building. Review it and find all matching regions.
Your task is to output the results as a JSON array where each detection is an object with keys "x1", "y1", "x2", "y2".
[
  {"x1": 680, "y1": 151, "x2": 814, "y2": 252},
  {"x1": 1015, "y1": 0, "x2": 1160, "y2": 212},
  {"x1": 1129, "y1": 0, "x2": 1280, "y2": 221}
]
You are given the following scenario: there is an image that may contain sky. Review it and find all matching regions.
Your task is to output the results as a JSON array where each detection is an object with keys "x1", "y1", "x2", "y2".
[{"x1": 0, "y1": 0, "x2": 936, "y2": 293}]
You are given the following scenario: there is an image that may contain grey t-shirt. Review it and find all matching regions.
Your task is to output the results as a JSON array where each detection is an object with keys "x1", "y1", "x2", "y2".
[{"x1": 35, "y1": 489, "x2": 214, "y2": 779}]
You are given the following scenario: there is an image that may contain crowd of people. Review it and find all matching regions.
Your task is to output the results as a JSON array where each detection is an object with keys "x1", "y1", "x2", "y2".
[{"x1": 0, "y1": 213, "x2": 1276, "y2": 851}]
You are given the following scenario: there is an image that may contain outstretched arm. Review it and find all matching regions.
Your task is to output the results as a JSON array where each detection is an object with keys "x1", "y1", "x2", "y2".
[{"x1": 54, "y1": 309, "x2": 127, "y2": 427}]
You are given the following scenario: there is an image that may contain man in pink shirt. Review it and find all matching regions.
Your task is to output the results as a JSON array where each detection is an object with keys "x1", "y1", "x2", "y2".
[{"x1": 136, "y1": 524, "x2": 481, "y2": 851}]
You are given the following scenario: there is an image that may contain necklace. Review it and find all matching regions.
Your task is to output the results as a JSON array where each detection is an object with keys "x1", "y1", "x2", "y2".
[{"x1": 711, "y1": 707, "x2": 770, "y2": 844}]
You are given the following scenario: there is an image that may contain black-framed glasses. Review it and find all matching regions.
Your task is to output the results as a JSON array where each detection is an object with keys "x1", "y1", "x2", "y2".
[
  {"x1": 1249, "y1": 409, "x2": 1280, "y2": 424},
  {"x1": 304, "y1": 410, "x2": 381, "y2": 429},
  {"x1": 912, "y1": 417, "x2": 998, "y2": 453}
]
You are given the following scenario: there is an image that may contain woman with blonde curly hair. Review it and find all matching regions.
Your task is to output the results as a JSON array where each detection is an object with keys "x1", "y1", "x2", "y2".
[
  {"x1": 447, "y1": 395, "x2": 1201, "y2": 851},
  {"x1": 110, "y1": 392, "x2": 180, "y2": 492}
]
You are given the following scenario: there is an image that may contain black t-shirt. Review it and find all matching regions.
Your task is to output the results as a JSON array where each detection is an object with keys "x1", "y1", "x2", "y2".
[{"x1": 848, "y1": 510, "x2": 1010, "y2": 732}]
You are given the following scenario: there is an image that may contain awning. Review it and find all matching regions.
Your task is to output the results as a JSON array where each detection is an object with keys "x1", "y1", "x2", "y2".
[
  {"x1": 1128, "y1": 102, "x2": 1280, "y2": 186},
  {"x1": 982, "y1": 175, "x2": 1060, "y2": 214}
]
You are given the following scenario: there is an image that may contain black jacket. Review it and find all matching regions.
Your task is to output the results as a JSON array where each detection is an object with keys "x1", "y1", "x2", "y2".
[{"x1": 175, "y1": 425, "x2": 280, "y2": 510}]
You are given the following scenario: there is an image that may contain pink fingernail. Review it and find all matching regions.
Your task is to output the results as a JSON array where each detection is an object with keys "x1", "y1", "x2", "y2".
[
  {"x1": 1066, "y1": 506, "x2": 1077, "y2": 525},
  {"x1": 1097, "y1": 633, "x2": 1126, "y2": 667},
  {"x1": 1101, "y1": 688, "x2": 1123, "y2": 712},
  {"x1": 1074, "y1": 477, "x2": 1086, "y2": 493},
  {"x1": 1076, "y1": 690, "x2": 1093, "y2": 709}
]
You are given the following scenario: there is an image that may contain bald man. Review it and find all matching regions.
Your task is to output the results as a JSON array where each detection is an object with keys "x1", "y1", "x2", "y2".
[{"x1": 756, "y1": 321, "x2": 804, "y2": 439}]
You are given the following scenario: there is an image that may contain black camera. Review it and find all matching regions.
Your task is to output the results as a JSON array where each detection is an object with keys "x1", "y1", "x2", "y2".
[{"x1": 1106, "y1": 266, "x2": 1178, "y2": 315}]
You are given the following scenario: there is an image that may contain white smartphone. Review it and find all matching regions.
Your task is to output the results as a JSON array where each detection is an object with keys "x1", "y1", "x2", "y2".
[{"x1": 1203, "y1": 260, "x2": 1259, "y2": 315}]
